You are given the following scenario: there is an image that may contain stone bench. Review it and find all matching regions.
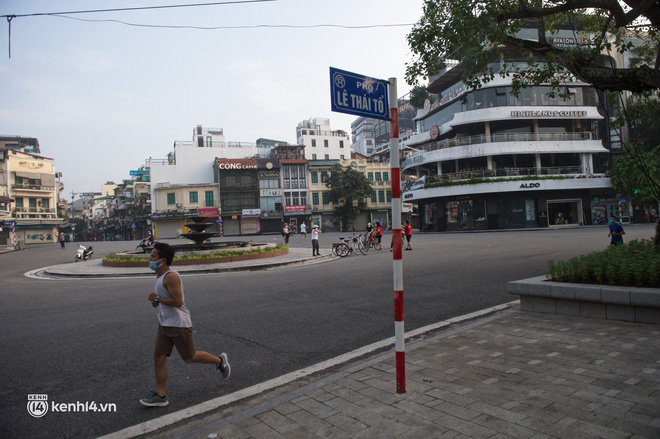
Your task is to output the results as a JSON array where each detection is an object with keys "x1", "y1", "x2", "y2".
[{"x1": 508, "y1": 276, "x2": 660, "y2": 324}]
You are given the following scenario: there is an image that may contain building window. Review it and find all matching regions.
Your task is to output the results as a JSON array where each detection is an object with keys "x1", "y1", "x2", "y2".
[
  {"x1": 226, "y1": 176, "x2": 236, "y2": 186},
  {"x1": 167, "y1": 193, "x2": 175, "y2": 205},
  {"x1": 379, "y1": 191, "x2": 385, "y2": 202},
  {"x1": 324, "y1": 139, "x2": 329, "y2": 148},
  {"x1": 312, "y1": 154, "x2": 317, "y2": 160},
  {"x1": 325, "y1": 154, "x2": 329, "y2": 160},
  {"x1": 386, "y1": 190, "x2": 391, "y2": 202},
  {"x1": 371, "y1": 192, "x2": 377, "y2": 203},
  {"x1": 205, "y1": 191, "x2": 214, "y2": 207},
  {"x1": 311, "y1": 172, "x2": 318, "y2": 183},
  {"x1": 340, "y1": 155, "x2": 345, "y2": 160},
  {"x1": 241, "y1": 176, "x2": 251, "y2": 185},
  {"x1": 340, "y1": 140, "x2": 344, "y2": 148},
  {"x1": 312, "y1": 139, "x2": 317, "y2": 147},
  {"x1": 189, "y1": 191, "x2": 198, "y2": 203},
  {"x1": 383, "y1": 172, "x2": 389, "y2": 182},
  {"x1": 322, "y1": 193, "x2": 329, "y2": 205},
  {"x1": 312, "y1": 193, "x2": 319, "y2": 205},
  {"x1": 368, "y1": 172, "x2": 374, "y2": 182},
  {"x1": 321, "y1": 171, "x2": 329, "y2": 183},
  {"x1": 375, "y1": 172, "x2": 381, "y2": 182}
]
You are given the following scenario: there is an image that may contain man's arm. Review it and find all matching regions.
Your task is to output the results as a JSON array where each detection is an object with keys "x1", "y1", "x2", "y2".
[{"x1": 147, "y1": 273, "x2": 184, "y2": 308}]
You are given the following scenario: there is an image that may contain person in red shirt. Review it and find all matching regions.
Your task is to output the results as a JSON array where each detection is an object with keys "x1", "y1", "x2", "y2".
[
  {"x1": 404, "y1": 220, "x2": 413, "y2": 251},
  {"x1": 375, "y1": 222, "x2": 383, "y2": 250}
]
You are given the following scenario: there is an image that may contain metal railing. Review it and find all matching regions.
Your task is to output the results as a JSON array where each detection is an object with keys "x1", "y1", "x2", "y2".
[
  {"x1": 413, "y1": 131, "x2": 596, "y2": 153},
  {"x1": 11, "y1": 184, "x2": 55, "y2": 192}
]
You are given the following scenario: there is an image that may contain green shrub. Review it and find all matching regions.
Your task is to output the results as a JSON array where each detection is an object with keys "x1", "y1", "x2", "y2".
[
  {"x1": 103, "y1": 245, "x2": 288, "y2": 263},
  {"x1": 546, "y1": 239, "x2": 660, "y2": 288}
]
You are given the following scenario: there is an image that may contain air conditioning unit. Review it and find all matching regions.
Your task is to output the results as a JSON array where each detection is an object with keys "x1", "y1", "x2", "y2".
[{"x1": 176, "y1": 203, "x2": 182, "y2": 208}]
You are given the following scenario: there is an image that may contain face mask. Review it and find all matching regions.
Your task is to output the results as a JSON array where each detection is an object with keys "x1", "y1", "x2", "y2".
[
  {"x1": 149, "y1": 259, "x2": 163, "y2": 271},
  {"x1": 609, "y1": 220, "x2": 615, "y2": 225}
]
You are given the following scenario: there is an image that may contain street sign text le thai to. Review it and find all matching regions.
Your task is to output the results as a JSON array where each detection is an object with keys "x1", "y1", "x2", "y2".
[{"x1": 330, "y1": 67, "x2": 390, "y2": 120}]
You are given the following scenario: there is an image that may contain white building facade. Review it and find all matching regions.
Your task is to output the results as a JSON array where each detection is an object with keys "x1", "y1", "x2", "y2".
[
  {"x1": 401, "y1": 61, "x2": 621, "y2": 231},
  {"x1": 296, "y1": 118, "x2": 350, "y2": 161}
]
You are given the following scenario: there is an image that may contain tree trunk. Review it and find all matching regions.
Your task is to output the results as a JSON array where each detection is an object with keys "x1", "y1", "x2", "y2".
[{"x1": 654, "y1": 218, "x2": 660, "y2": 250}]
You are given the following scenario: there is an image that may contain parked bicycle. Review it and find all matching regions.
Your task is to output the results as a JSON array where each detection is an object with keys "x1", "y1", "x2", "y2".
[{"x1": 334, "y1": 233, "x2": 368, "y2": 257}]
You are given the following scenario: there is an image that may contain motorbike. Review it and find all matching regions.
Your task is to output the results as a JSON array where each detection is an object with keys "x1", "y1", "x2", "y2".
[
  {"x1": 136, "y1": 238, "x2": 153, "y2": 253},
  {"x1": 74, "y1": 245, "x2": 93, "y2": 262}
]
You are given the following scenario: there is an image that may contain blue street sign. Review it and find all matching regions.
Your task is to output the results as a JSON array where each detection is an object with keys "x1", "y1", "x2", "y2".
[{"x1": 330, "y1": 67, "x2": 389, "y2": 119}]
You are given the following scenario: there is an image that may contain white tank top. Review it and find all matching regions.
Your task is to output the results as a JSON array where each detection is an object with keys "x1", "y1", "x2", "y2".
[{"x1": 155, "y1": 270, "x2": 192, "y2": 328}]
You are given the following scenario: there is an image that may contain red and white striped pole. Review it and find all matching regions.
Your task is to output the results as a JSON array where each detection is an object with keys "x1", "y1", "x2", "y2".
[{"x1": 388, "y1": 77, "x2": 405, "y2": 393}]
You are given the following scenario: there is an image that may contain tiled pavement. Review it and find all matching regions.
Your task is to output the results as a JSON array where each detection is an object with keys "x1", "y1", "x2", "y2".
[{"x1": 139, "y1": 307, "x2": 660, "y2": 439}]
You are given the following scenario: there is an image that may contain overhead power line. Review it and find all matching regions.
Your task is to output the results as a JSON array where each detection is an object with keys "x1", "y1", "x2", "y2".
[
  {"x1": 54, "y1": 15, "x2": 416, "y2": 30},
  {"x1": 2, "y1": 0, "x2": 277, "y2": 58},
  {"x1": 1, "y1": 0, "x2": 277, "y2": 19}
]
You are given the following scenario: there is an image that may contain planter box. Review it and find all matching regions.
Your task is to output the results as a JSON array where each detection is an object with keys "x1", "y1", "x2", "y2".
[
  {"x1": 508, "y1": 276, "x2": 660, "y2": 324},
  {"x1": 102, "y1": 248, "x2": 289, "y2": 268}
]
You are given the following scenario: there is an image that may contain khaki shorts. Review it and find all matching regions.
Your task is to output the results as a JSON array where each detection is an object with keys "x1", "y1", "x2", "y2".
[{"x1": 154, "y1": 324, "x2": 196, "y2": 361}]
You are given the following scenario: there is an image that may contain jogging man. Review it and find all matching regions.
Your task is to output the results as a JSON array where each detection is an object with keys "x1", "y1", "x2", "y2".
[{"x1": 140, "y1": 242, "x2": 230, "y2": 407}]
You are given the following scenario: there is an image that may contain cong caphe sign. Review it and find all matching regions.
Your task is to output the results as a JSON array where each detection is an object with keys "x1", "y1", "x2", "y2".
[{"x1": 330, "y1": 67, "x2": 389, "y2": 119}]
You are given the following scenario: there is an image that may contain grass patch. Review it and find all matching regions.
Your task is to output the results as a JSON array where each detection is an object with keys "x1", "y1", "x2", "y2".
[
  {"x1": 546, "y1": 239, "x2": 660, "y2": 288},
  {"x1": 103, "y1": 244, "x2": 288, "y2": 263}
]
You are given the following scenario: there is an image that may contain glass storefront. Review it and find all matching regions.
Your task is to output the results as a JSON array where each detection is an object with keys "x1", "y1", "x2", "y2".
[
  {"x1": 445, "y1": 199, "x2": 487, "y2": 231},
  {"x1": 497, "y1": 197, "x2": 538, "y2": 228},
  {"x1": 547, "y1": 199, "x2": 582, "y2": 226}
]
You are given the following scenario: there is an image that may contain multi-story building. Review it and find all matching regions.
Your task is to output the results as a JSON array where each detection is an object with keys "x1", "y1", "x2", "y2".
[
  {"x1": 308, "y1": 154, "x2": 393, "y2": 231},
  {"x1": 350, "y1": 99, "x2": 417, "y2": 157},
  {"x1": 214, "y1": 158, "x2": 259, "y2": 235},
  {"x1": 151, "y1": 183, "x2": 219, "y2": 238},
  {"x1": 150, "y1": 125, "x2": 263, "y2": 237},
  {"x1": 255, "y1": 157, "x2": 283, "y2": 234},
  {"x1": 296, "y1": 118, "x2": 350, "y2": 161},
  {"x1": 0, "y1": 137, "x2": 64, "y2": 245},
  {"x1": 400, "y1": 35, "x2": 620, "y2": 231},
  {"x1": 274, "y1": 144, "x2": 310, "y2": 232}
]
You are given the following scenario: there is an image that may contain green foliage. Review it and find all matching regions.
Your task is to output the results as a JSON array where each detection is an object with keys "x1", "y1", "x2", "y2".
[
  {"x1": 102, "y1": 245, "x2": 288, "y2": 263},
  {"x1": 546, "y1": 240, "x2": 660, "y2": 288},
  {"x1": 610, "y1": 94, "x2": 660, "y2": 205},
  {"x1": 424, "y1": 175, "x2": 571, "y2": 189},
  {"x1": 406, "y1": 1, "x2": 660, "y2": 94},
  {"x1": 326, "y1": 164, "x2": 374, "y2": 231},
  {"x1": 409, "y1": 85, "x2": 431, "y2": 109}
]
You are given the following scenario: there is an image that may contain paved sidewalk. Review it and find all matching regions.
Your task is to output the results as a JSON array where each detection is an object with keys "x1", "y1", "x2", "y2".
[{"x1": 113, "y1": 306, "x2": 660, "y2": 439}]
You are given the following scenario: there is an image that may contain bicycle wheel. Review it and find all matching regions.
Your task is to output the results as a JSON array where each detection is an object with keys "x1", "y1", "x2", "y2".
[
  {"x1": 335, "y1": 243, "x2": 350, "y2": 257},
  {"x1": 357, "y1": 240, "x2": 368, "y2": 255},
  {"x1": 361, "y1": 239, "x2": 370, "y2": 253}
]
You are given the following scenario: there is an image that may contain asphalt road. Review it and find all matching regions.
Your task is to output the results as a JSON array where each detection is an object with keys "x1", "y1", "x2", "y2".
[{"x1": 1, "y1": 224, "x2": 656, "y2": 438}]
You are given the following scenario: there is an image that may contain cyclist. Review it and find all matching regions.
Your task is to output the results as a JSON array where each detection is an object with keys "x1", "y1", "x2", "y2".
[{"x1": 366, "y1": 222, "x2": 374, "y2": 248}]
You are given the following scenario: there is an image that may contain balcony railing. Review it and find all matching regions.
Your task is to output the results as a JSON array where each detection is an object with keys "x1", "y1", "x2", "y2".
[
  {"x1": 402, "y1": 166, "x2": 609, "y2": 192},
  {"x1": 412, "y1": 131, "x2": 596, "y2": 154},
  {"x1": 11, "y1": 184, "x2": 55, "y2": 192},
  {"x1": 13, "y1": 207, "x2": 58, "y2": 218}
]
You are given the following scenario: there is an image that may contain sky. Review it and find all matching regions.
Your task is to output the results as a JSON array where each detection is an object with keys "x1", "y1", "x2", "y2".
[{"x1": 0, "y1": 0, "x2": 425, "y2": 200}]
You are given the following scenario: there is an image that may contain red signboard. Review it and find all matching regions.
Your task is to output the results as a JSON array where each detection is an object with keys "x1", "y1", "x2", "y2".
[
  {"x1": 284, "y1": 205, "x2": 307, "y2": 213},
  {"x1": 198, "y1": 208, "x2": 219, "y2": 217}
]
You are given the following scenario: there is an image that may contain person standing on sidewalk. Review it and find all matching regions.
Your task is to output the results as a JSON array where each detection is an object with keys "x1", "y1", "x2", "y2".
[
  {"x1": 300, "y1": 222, "x2": 307, "y2": 240},
  {"x1": 59, "y1": 232, "x2": 66, "y2": 249},
  {"x1": 140, "y1": 242, "x2": 230, "y2": 407},
  {"x1": 311, "y1": 224, "x2": 321, "y2": 256},
  {"x1": 608, "y1": 215, "x2": 625, "y2": 246},
  {"x1": 404, "y1": 220, "x2": 413, "y2": 251}
]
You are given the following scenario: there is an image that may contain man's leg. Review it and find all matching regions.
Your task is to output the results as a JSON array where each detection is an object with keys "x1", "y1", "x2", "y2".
[
  {"x1": 185, "y1": 350, "x2": 220, "y2": 365},
  {"x1": 154, "y1": 354, "x2": 168, "y2": 397}
]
